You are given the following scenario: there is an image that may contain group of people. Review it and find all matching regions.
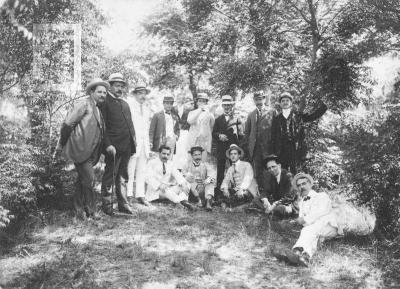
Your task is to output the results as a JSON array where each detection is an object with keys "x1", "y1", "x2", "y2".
[{"x1": 54, "y1": 73, "x2": 374, "y2": 267}]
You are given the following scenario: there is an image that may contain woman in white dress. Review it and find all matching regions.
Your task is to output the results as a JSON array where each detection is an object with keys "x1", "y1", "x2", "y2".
[{"x1": 186, "y1": 93, "x2": 215, "y2": 161}]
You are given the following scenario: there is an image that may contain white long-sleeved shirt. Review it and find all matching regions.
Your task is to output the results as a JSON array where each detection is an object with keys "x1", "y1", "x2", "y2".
[{"x1": 298, "y1": 190, "x2": 332, "y2": 226}]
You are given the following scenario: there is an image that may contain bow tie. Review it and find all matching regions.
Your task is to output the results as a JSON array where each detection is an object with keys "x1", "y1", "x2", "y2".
[
  {"x1": 303, "y1": 196, "x2": 311, "y2": 201},
  {"x1": 165, "y1": 111, "x2": 171, "y2": 115}
]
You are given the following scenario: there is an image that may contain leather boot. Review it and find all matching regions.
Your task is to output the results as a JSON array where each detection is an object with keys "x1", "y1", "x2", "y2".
[
  {"x1": 205, "y1": 198, "x2": 212, "y2": 211},
  {"x1": 180, "y1": 200, "x2": 196, "y2": 211}
]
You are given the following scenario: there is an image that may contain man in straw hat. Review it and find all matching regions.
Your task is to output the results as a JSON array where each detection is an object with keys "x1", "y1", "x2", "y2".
[
  {"x1": 244, "y1": 92, "x2": 275, "y2": 186},
  {"x1": 126, "y1": 84, "x2": 153, "y2": 207},
  {"x1": 181, "y1": 146, "x2": 216, "y2": 211},
  {"x1": 149, "y1": 95, "x2": 180, "y2": 155},
  {"x1": 213, "y1": 95, "x2": 243, "y2": 189},
  {"x1": 220, "y1": 144, "x2": 258, "y2": 209},
  {"x1": 271, "y1": 91, "x2": 327, "y2": 174},
  {"x1": 100, "y1": 73, "x2": 136, "y2": 215},
  {"x1": 186, "y1": 92, "x2": 215, "y2": 161},
  {"x1": 54, "y1": 78, "x2": 109, "y2": 220}
]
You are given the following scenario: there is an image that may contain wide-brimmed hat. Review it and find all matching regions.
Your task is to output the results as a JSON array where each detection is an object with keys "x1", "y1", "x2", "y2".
[
  {"x1": 221, "y1": 95, "x2": 235, "y2": 105},
  {"x1": 85, "y1": 78, "x2": 110, "y2": 95},
  {"x1": 132, "y1": 86, "x2": 151, "y2": 94},
  {"x1": 163, "y1": 96, "x2": 175, "y2": 103},
  {"x1": 108, "y1": 73, "x2": 126, "y2": 85},
  {"x1": 225, "y1": 144, "x2": 244, "y2": 159},
  {"x1": 279, "y1": 92, "x2": 293, "y2": 102},
  {"x1": 188, "y1": 146, "x2": 204, "y2": 155},
  {"x1": 253, "y1": 92, "x2": 266, "y2": 99},
  {"x1": 292, "y1": 173, "x2": 314, "y2": 188},
  {"x1": 197, "y1": 93, "x2": 209, "y2": 101},
  {"x1": 263, "y1": 154, "x2": 280, "y2": 167}
]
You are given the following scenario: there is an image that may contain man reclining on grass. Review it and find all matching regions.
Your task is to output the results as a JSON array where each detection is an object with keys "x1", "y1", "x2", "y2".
[{"x1": 273, "y1": 173, "x2": 376, "y2": 267}]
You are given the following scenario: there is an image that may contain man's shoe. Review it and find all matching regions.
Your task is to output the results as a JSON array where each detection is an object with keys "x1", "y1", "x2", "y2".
[
  {"x1": 205, "y1": 199, "x2": 212, "y2": 211},
  {"x1": 298, "y1": 252, "x2": 310, "y2": 267},
  {"x1": 137, "y1": 197, "x2": 152, "y2": 207},
  {"x1": 180, "y1": 200, "x2": 197, "y2": 211},
  {"x1": 196, "y1": 199, "x2": 203, "y2": 208},
  {"x1": 118, "y1": 204, "x2": 133, "y2": 214}
]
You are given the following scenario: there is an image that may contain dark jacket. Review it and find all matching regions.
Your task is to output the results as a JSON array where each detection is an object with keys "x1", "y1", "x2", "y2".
[
  {"x1": 271, "y1": 104, "x2": 327, "y2": 161},
  {"x1": 149, "y1": 110, "x2": 180, "y2": 152},
  {"x1": 244, "y1": 107, "x2": 275, "y2": 160},
  {"x1": 259, "y1": 169, "x2": 293, "y2": 203},
  {"x1": 212, "y1": 114, "x2": 242, "y2": 160},
  {"x1": 100, "y1": 92, "x2": 136, "y2": 154}
]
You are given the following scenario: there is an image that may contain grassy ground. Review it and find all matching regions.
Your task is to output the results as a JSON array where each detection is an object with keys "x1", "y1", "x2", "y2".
[{"x1": 0, "y1": 203, "x2": 385, "y2": 289}]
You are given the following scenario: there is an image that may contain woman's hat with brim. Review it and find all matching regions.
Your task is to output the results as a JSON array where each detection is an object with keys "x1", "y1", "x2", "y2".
[
  {"x1": 279, "y1": 92, "x2": 293, "y2": 102},
  {"x1": 85, "y1": 78, "x2": 110, "y2": 95},
  {"x1": 221, "y1": 95, "x2": 235, "y2": 105},
  {"x1": 292, "y1": 173, "x2": 314, "y2": 188},
  {"x1": 188, "y1": 146, "x2": 204, "y2": 155},
  {"x1": 225, "y1": 144, "x2": 244, "y2": 159},
  {"x1": 132, "y1": 86, "x2": 151, "y2": 94},
  {"x1": 108, "y1": 73, "x2": 127, "y2": 85},
  {"x1": 197, "y1": 93, "x2": 209, "y2": 101}
]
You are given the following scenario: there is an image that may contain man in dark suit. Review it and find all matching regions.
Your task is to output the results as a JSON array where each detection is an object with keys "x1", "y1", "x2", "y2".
[
  {"x1": 244, "y1": 92, "x2": 275, "y2": 186},
  {"x1": 252, "y1": 155, "x2": 296, "y2": 219},
  {"x1": 100, "y1": 73, "x2": 136, "y2": 215},
  {"x1": 271, "y1": 92, "x2": 327, "y2": 174},
  {"x1": 54, "y1": 78, "x2": 109, "y2": 220},
  {"x1": 212, "y1": 95, "x2": 243, "y2": 188},
  {"x1": 149, "y1": 96, "x2": 180, "y2": 154}
]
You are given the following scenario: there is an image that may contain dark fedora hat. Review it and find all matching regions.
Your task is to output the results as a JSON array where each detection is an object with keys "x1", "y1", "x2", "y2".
[{"x1": 188, "y1": 146, "x2": 204, "y2": 155}]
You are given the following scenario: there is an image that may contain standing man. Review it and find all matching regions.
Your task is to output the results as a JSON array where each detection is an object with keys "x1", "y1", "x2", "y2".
[
  {"x1": 54, "y1": 78, "x2": 109, "y2": 219},
  {"x1": 186, "y1": 93, "x2": 215, "y2": 161},
  {"x1": 182, "y1": 146, "x2": 216, "y2": 211},
  {"x1": 145, "y1": 145, "x2": 195, "y2": 210},
  {"x1": 149, "y1": 96, "x2": 180, "y2": 155},
  {"x1": 100, "y1": 73, "x2": 136, "y2": 216},
  {"x1": 212, "y1": 95, "x2": 243, "y2": 188},
  {"x1": 220, "y1": 144, "x2": 258, "y2": 208},
  {"x1": 271, "y1": 92, "x2": 327, "y2": 174},
  {"x1": 244, "y1": 92, "x2": 275, "y2": 186},
  {"x1": 126, "y1": 85, "x2": 152, "y2": 207}
]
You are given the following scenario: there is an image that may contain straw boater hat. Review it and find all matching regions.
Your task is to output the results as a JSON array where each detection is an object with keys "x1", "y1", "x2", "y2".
[
  {"x1": 253, "y1": 92, "x2": 266, "y2": 99},
  {"x1": 225, "y1": 144, "x2": 244, "y2": 159},
  {"x1": 292, "y1": 173, "x2": 314, "y2": 188},
  {"x1": 132, "y1": 85, "x2": 151, "y2": 94},
  {"x1": 221, "y1": 95, "x2": 235, "y2": 105},
  {"x1": 188, "y1": 146, "x2": 204, "y2": 155},
  {"x1": 197, "y1": 93, "x2": 209, "y2": 101},
  {"x1": 279, "y1": 92, "x2": 293, "y2": 102},
  {"x1": 85, "y1": 78, "x2": 110, "y2": 95},
  {"x1": 108, "y1": 73, "x2": 126, "y2": 85},
  {"x1": 163, "y1": 96, "x2": 175, "y2": 103}
]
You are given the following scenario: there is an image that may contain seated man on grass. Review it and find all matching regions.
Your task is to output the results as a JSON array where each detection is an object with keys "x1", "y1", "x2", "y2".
[
  {"x1": 182, "y1": 146, "x2": 216, "y2": 211},
  {"x1": 145, "y1": 145, "x2": 196, "y2": 211},
  {"x1": 220, "y1": 144, "x2": 258, "y2": 209},
  {"x1": 251, "y1": 155, "x2": 297, "y2": 218},
  {"x1": 272, "y1": 173, "x2": 375, "y2": 267}
]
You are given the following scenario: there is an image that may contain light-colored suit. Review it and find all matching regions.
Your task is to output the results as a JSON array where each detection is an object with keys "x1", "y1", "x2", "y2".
[
  {"x1": 145, "y1": 157, "x2": 189, "y2": 203},
  {"x1": 182, "y1": 161, "x2": 216, "y2": 199},
  {"x1": 187, "y1": 108, "x2": 215, "y2": 154},
  {"x1": 220, "y1": 160, "x2": 258, "y2": 197},
  {"x1": 126, "y1": 97, "x2": 152, "y2": 198}
]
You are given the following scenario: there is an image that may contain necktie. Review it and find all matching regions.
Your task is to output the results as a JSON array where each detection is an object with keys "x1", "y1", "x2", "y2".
[
  {"x1": 162, "y1": 162, "x2": 166, "y2": 175},
  {"x1": 303, "y1": 196, "x2": 310, "y2": 201},
  {"x1": 256, "y1": 109, "x2": 261, "y2": 124},
  {"x1": 140, "y1": 104, "x2": 143, "y2": 115}
]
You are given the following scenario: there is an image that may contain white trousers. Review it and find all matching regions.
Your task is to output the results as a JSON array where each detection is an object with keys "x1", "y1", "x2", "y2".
[
  {"x1": 159, "y1": 185, "x2": 189, "y2": 203},
  {"x1": 127, "y1": 149, "x2": 148, "y2": 198},
  {"x1": 293, "y1": 215, "x2": 339, "y2": 257}
]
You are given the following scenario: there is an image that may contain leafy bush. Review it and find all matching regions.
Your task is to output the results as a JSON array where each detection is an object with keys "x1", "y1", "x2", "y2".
[{"x1": 341, "y1": 108, "x2": 400, "y2": 239}]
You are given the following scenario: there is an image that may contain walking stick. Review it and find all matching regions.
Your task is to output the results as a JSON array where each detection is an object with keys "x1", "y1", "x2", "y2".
[{"x1": 111, "y1": 153, "x2": 116, "y2": 212}]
